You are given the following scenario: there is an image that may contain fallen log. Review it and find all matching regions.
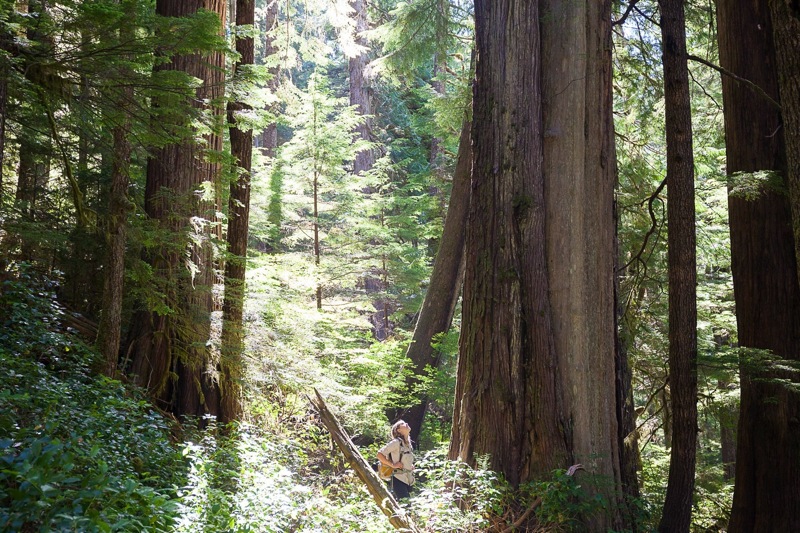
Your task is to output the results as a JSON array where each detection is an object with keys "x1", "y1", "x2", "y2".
[{"x1": 308, "y1": 389, "x2": 421, "y2": 533}]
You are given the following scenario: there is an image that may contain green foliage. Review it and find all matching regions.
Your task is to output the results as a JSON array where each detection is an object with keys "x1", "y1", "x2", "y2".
[
  {"x1": 524, "y1": 470, "x2": 607, "y2": 532},
  {"x1": 726, "y1": 170, "x2": 785, "y2": 200},
  {"x1": 174, "y1": 421, "x2": 402, "y2": 533},
  {"x1": 415, "y1": 327, "x2": 459, "y2": 447},
  {"x1": 0, "y1": 270, "x2": 183, "y2": 532},
  {"x1": 406, "y1": 449, "x2": 508, "y2": 532}
]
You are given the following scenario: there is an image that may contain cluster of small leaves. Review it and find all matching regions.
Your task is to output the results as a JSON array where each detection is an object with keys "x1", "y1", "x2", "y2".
[
  {"x1": 406, "y1": 448, "x2": 509, "y2": 532},
  {"x1": 0, "y1": 270, "x2": 184, "y2": 532},
  {"x1": 523, "y1": 470, "x2": 608, "y2": 532}
]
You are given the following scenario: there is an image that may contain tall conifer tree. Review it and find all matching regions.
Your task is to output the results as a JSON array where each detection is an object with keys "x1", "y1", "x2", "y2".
[{"x1": 450, "y1": 1, "x2": 628, "y2": 529}]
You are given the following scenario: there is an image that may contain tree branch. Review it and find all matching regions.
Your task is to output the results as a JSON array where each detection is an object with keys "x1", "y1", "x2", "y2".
[
  {"x1": 619, "y1": 178, "x2": 667, "y2": 274},
  {"x1": 687, "y1": 53, "x2": 781, "y2": 110},
  {"x1": 613, "y1": 0, "x2": 641, "y2": 27},
  {"x1": 308, "y1": 389, "x2": 422, "y2": 533}
]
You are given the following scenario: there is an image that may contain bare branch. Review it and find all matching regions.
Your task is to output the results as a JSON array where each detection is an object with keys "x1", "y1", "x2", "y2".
[{"x1": 687, "y1": 53, "x2": 781, "y2": 111}]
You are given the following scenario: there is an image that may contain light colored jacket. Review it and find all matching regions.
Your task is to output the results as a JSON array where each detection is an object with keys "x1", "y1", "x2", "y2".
[{"x1": 378, "y1": 437, "x2": 414, "y2": 486}]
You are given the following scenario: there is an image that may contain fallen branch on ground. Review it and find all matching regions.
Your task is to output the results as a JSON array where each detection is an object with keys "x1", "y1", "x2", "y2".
[{"x1": 308, "y1": 389, "x2": 421, "y2": 533}]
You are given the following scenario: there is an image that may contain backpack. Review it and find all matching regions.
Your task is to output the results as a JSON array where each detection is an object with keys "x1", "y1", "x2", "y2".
[{"x1": 373, "y1": 437, "x2": 400, "y2": 481}]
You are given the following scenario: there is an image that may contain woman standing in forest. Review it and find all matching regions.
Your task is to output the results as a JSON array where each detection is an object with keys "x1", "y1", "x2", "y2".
[{"x1": 376, "y1": 420, "x2": 415, "y2": 499}]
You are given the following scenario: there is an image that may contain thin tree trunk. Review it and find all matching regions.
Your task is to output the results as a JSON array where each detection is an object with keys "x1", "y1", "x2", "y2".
[
  {"x1": 14, "y1": 0, "x2": 51, "y2": 262},
  {"x1": 96, "y1": 86, "x2": 133, "y2": 377},
  {"x1": 258, "y1": 0, "x2": 278, "y2": 157},
  {"x1": 388, "y1": 116, "x2": 471, "y2": 443},
  {"x1": 718, "y1": 379, "x2": 737, "y2": 481},
  {"x1": 95, "y1": 11, "x2": 137, "y2": 377},
  {"x1": 0, "y1": 61, "x2": 7, "y2": 203},
  {"x1": 219, "y1": 0, "x2": 256, "y2": 424},
  {"x1": 615, "y1": 250, "x2": 642, "y2": 522},
  {"x1": 313, "y1": 167, "x2": 321, "y2": 310},
  {"x1": 658, "y1": 1, "x2": 698, "y2": 531},
  {"x1": 429, "y1": 49, "x2": 446, "y2": 179}
]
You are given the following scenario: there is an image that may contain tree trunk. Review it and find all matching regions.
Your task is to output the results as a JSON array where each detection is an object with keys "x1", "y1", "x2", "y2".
[
  {"x1": 657, "y1": 1, "x2": 698, "y2": 531},
  {"x1": 615, "y1": 254, "x2": 642, "y2": 520},
  {"x1": 450, "y1": 3, "x2": 625, "y2": 529},
  {"x1": 388, "y1": 116, "x2": 470, "y2": 443},
  {"x1": 349, "y1": 0, "x2": 374, "y2": 175},
  {"x1": 541, "y1": 1, "x2": 625, "y2": 526},
  {"x1": 769, "y1": 0, "x2": 800, "y2": 286},
  {"x1": 0, "y1": 60, "x2": 7, "y2": 203},
  {"x1": 429, "y1": 47, "x2": 446, "y2": 178},
  {"x1": 96, "y1": 88, "x2": 133, "y2": 378},
  {"x1": 219, "y1": 0, "x2": 255, "y2": 424},
  {"x1": 313, "y1": 166, "x2": 322, "y2": 310},
  {"x1": 450, "y1": 0, "x2": 560, "y2": 483},
  {"x1": 717, "y1": 1, "x2": 800, "y2": 531},
  {"x1": 95, "y1": 12, "x2": 137, "y2": 377},
  {"x1": 718, "y1": 379, "x2": 737, "y2": 481},
  {"x1": 13, "y1": 0, "x2": 51, "y2": 262},
  {"x1": 128, "y1": 0, "x2": 225, "y2": 419},
  {"x1": 260, "y1": 0, "x2": 279, "y2": 158}
]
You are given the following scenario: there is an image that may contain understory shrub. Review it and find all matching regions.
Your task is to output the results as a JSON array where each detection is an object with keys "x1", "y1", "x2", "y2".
[{"x1": 0, "y1": 272, "x2": 183, "y2": 532}]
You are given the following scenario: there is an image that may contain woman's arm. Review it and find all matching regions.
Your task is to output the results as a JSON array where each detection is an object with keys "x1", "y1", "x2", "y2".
[{"x1": 377, "y1": 451, "x2": 403, "y2": 469}]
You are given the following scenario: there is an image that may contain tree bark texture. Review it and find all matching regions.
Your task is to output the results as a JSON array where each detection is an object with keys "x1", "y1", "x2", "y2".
[
  {"x1": 349, "y1": 0, "x2": 374, "y2": 175},
  {"x1": 258, "y1": 0, "x2": 279, "y2": 158},
  {"x1": 768, "y1": 0, "x2": 800, "y2": 285},
  {"x1": 658, "y1": 1, "x2": 698, "y2": 531},
  {"x1": 717, "y1": 1, "x2": 800, "y2": 531},
  {"x1": 450, "y1": 5, "x2": 624, "y2": 529},
  {"x1": 389, "y1": 116, "x2": 470, "y2": 443},
  {"x1": 219, "y1": 0, "x2": 255, "y2": 424},
  {"x1": 96, "y1": 84, "x2": 133, "y2": 378},
  {"x1": 450, "y1": 0, "x2": 560, "y2": 485},
  {"x1": 541, "y1": 0, "x2": 624, "y2": 526},
  {"x1": 128, "y1": 0, "x2": 225, "y2": 419}
]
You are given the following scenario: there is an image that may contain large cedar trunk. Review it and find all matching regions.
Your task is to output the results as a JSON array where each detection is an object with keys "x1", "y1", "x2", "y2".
[
  {"x1": 450, "y1": 0, "x2": 564, "y2": 483},
  {"x1": 450, "y1": 3, "x2": 624, "y2": 529},
  {"x1": 658, "y1": 1, "x2": 698, "y2": 531},
  {"x1": 218, "y1": 0, "x2": 255, "y2": 424},
  {"x1": 717, "y1": 1, "x2": 800, "y2": 531},
  {"x1": 541, "y1": 0, "x2": 624, "y2": 525},
  {"x1": 128, "y1": 0, "x2": 225, "y2": 419},
  {"x1": 768, "y1": 0, "x2": 800, "y2": 280},
  {"x1": 389, "y1": 117, "x2": 471, "y2": 443}
]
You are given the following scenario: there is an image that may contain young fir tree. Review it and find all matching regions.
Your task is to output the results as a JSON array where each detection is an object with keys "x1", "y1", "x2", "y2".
[{"x1": 279, "y1": 70, "x2": 367, "y2": 309}]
